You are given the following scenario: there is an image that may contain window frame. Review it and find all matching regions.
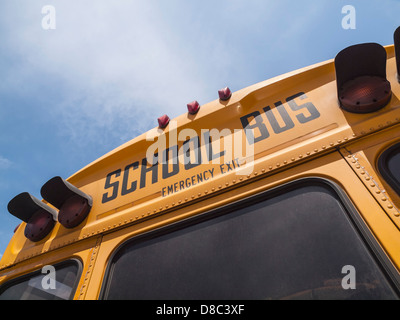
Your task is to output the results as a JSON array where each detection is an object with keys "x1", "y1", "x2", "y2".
[
  {"x1": 378, "y1": 142, "x2": 400, "y2": 197},
  {"x1": 99, "y1": 177, "x2": 400, "y2": 299},
  {"x1": 0, "y1": 258, "x2": 83, "y2": 300}
]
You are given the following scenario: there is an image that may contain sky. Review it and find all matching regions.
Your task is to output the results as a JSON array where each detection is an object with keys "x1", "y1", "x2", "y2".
[{"x1": 0, "y1": 0, "x2": 399, "y2": 256}]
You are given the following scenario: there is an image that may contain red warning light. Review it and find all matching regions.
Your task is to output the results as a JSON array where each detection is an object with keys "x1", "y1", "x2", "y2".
[
  {"x1": 7, "y1": 192, "x2": 57, "y2": 242},
  {"x1": 24, "y1": 209, "x2": 56, "y2": 242},
  {"x1": 339, "y1": 76, "x2": 391, "y2": 113},
  {"x1": 187, "y1": 101, "x2": 200, "y2": 115},
  {"x1": 41, "y1": 176, "x2": 93, "y2": 229},
  {"x1": 394, "y1": 26, "x2": 400, "y2": 81},
  {"x1": 58, "y1": 194, "x2": 91, "y2": 229},
  {"x1": 158, "y1": 115, "x2": 170, "y2": 128},
  {"x1": 335, "y1": 43, "x2": 392, "y2": 113},
  {"x1": 218, "y1": 87, "x2": 232, "y2": 101}
]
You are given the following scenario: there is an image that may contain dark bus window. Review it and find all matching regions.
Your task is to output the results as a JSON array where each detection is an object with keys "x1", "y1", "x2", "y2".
[
  {"x1": 102, "y1": 180, "x2": 399, "y2": 300},
  {"x1": 379, "y1": 143, "x2": 400, "y2": 196},
  {"x1": 0, "y1": 260, "x2": 81, "y2": 300}
]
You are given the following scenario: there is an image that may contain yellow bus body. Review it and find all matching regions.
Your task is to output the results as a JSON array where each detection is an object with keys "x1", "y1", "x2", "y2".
[{"x1": 1, "y1": 43, "x2": 400, "y2": 300}]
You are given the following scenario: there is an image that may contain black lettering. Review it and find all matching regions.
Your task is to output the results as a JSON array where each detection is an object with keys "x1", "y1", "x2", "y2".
[
  {"x1": 287, "y1": 92, "x2": 320, "y2": 123},
  {"x1": 183, "y1": 136, "x2": 202, "y2": 170},
  {"x1": 102, "y1": 169, "x2": 121, "y2": 203},
  {"x1": 191, "y1": 175, "x2": 196, "y2": 186},
  {"x1": 162, "y1": 145, "x2": 179, "y2": 179},
  {"x1": 121, "y1": 162, "x2": 139, "y2": 196},
  {"x1": 203, "y1": 131, "x2": 225, "y2": 161},
  {"x1": 197, "y1": 173, "x2": 203, "y2": 183},
  {"x1": 140, "y1": 155, "x2": 158, "y2": 189},
  {"x1": 240, "y1": 111, "x2": 270, "y2": 145},
  {"x1": 263, "y1": 102, "x2": 295, "y2": 134}
]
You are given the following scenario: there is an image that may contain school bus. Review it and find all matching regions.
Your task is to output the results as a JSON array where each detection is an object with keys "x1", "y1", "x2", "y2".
[{"x1": 1, "y1": 27, "x2": 400, "y2": 301}]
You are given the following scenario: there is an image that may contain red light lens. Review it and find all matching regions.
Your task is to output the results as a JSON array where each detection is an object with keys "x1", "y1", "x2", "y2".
[
  {"x1": 24, "y1": 210, "x2": 55, "y2": 242},
  {"x1": 187, "y1": 101, "x2": 200, "y2": 115},
  {"x1": 339, "y1": 76, "x2": 391, "y2": 113},
  {"x1": 58, "y1": 194, "x2": 91, "y2": 229},
  {"x1": 158, "y1": 115, "x2": 170, "y2": 128},
  {"x1": 218, "y1": 87, "x2": 232, "y2": 101}
]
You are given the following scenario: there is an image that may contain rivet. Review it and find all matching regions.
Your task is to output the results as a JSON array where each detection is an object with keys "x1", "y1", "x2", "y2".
[
  {"x1": 382, "y1": 197, "x2": 387, "y2": 202},
  {"x1": 376, "y1": 190, "x2": 381, "y2": 194},
  {"x1": 276, "y1": 163, "x2": 281, "y2": 167},
  {"x1": 314, "y1": 149, "x2": 319, "y2": 153},
  {"x1": 298, "y1": 155, "x2": 303, "y2": 158},
  {"x1": 269, "y1": 166, "x2": 273, "y2": 170},
  {"x1": 387, "y1": 204, "x2": 394, "y2": 209},
  {"x1": 291, "y1": 157, "x2": 296, "y2": 162},
  {"x1": 261, "y1": 169, "x2": 266, "y2": 173},
  {"x1": 322, "y1": 146, "x2": 326, "y2": 150},
  {"x1": 254, "y1": 172, "x2": 258, "y2": 175},
  {"x1": 306, "y1": 152, "x2": 310, "y2": 156},
  {"x1": 330, "y1": 142, "x2": 334, "y2": 146}
]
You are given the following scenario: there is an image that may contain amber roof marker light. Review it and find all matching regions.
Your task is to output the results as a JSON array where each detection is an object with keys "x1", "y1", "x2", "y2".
[
  {"x1": 334, "y1": 42, "x2": 392, "y2": 114},
  {"x1": 41, "y1": 176, "x2": 93, "y2": 229},
  {"x1": 7, "y1": 192, "x2": 57, "y2": 242},
  {"x1": 394, "y1": 26, "x2": 400, "y2": 81}
]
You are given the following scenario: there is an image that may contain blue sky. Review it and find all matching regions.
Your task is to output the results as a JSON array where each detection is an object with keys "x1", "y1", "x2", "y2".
[{"x1": 0, "y1": 0, "x2": 399, "y2": 256}]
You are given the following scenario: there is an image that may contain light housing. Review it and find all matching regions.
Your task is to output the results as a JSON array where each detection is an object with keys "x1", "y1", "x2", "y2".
[
  {"x1": 7, "y1": 192, "x2": 57, "y2": 242},
  {"x1": 41, "y1": 176, "x2": 92, "y2": 229},
  {"x1": 394, "y1": 26, "x2": 400, "y2": 81},
  {"x1": 334, "y1": 43, "x2": 392, "y2": 113}
]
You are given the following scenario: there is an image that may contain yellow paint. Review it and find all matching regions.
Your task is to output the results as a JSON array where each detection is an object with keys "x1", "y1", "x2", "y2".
[{"x1": 1, "y1": 44, "x2": 399, "y2": 299}]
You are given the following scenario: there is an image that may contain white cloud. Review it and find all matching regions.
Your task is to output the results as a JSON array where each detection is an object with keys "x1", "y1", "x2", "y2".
[
  {"x1": 0, "y1": 156, "x2": 12, "y2": 170},
  {"x1": 1, "y1": 1, "x2": 226, "y2": 149}
]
